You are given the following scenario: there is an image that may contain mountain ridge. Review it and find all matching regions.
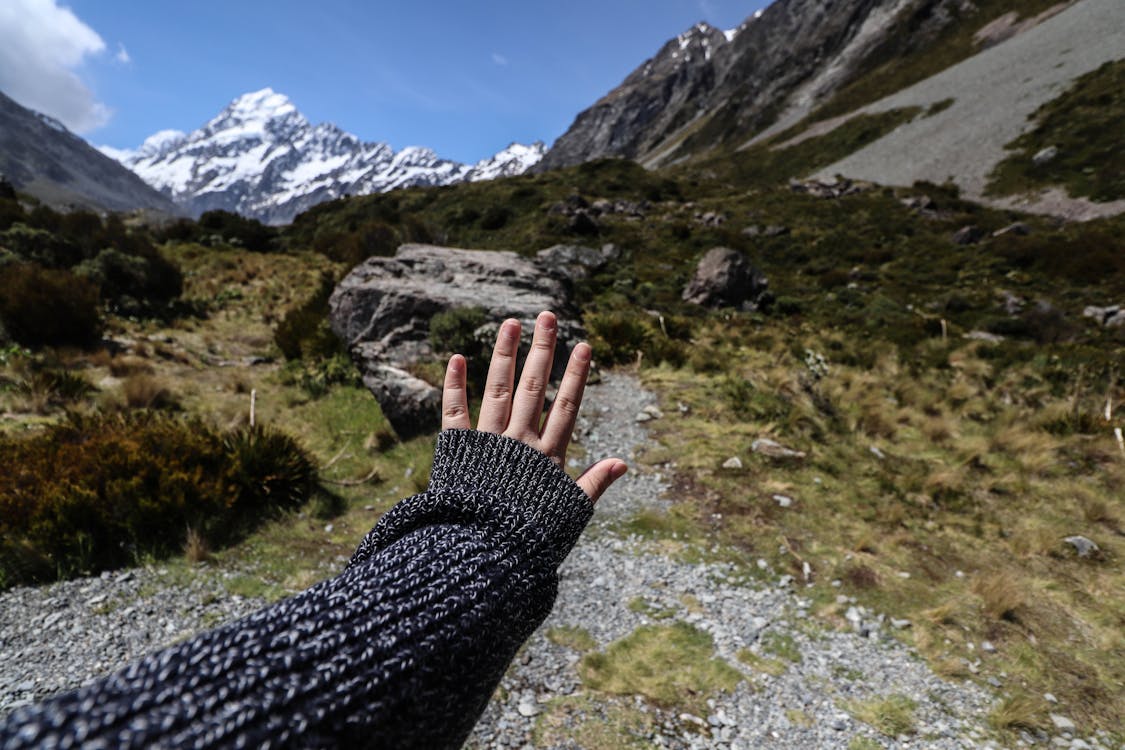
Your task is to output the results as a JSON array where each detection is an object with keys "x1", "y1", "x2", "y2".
[
  {"x1": 102, "y1": 89, "x2": 545, "y2": 225},
  {"x1": 0, "y1": 90, "x2": 179, "y2": 215}
]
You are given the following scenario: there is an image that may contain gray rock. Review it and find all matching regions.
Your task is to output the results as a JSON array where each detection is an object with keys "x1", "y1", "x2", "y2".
[
  {"x1": 682, "y1": 247, "x2": 769, "y2": 310},
  {"x1": 722, "y1": 456, "x2": 743, "y2": 470},
  {"x1": 952, "y1": 225, "x2": 984, "y2": 245},
  {"x1": 992, "y1": 222, "x2": 1032, "y2": 238},
  {"x1": 1063, "y1": 535, "x2": 1099, "y2": 558},
  {"x1": 752, "y1": 438, "x2": 806, "y2": 460},
  {"x1": 329, "y1": 244, "x2": 583, "y2": 438},
  {"x1": 1050, "y1": 713, "x2": 1076, "y2": 733},
  {"x1": 1081, "y1": 305, "x2": 1120, "y2": 325},
  {"x1": 1032, "y1": 145, "x2": 1059, "y2": 166},
  {"x1": 536, "y1": 244, "x2": 606, "y2": 280}
]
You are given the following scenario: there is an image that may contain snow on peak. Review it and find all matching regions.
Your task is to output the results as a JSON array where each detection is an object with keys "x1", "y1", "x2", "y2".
[
  {"x1": 723, "y1": 27, "x2": 739, "y2": 42},
  {"x1": 226, "y1": 87, "x2": 295, "y2": 118},
  {"x1": 138, "y1": 129, "x2": 187, "y2": 157},
  {"x1": 466, "y1": 141, "x2": 546, "y2": 182},
  {"x1": 102, "y1": 90, "x2": 545, "y2": 224}
]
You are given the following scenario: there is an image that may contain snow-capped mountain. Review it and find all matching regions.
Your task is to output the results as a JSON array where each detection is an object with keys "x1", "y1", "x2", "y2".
[{"x1": 102, "y1": 89, "x2": 545, "y2": 225}]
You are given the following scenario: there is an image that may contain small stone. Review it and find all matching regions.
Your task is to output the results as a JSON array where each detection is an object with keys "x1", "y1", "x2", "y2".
[
  {"x1": 43, "y1": 612, "x2": 63, "y2": 629},
  {"x1": 86, "y1": 594, "x2": 107, "y2": 606},
  {"x1": 751, "y1": 438, "x2": 805, "y2": 460},
  {"x1": 757, "y1": 559, "x2": 770, "y2": 570},
  {"x1": 772, "y1": 494, "x2": 793, "y2": 508},
  {"x1": 517, "y1": 702, "x2": 539, "y2": 718},
  {"x1": 891, "y1": 618, "x2": 912, "y2": 629},
  {"x1": 981, "y1": 640, "x2": 997, "y2": 653},
  {"x1": 952, "y1": 225, "x2": 984, "y2": 245},
  {"x1": 722, "y1": 456, "x2": 743, "y2": 470},
  {"x1": 1044, "y1": 693, "x2": 1058, "y2": 704},
  {"x1": 642, "y1": 404, "x2": 664, "y2": 419},
  {"x1": 1063, "y1": 536, "x2": 1099, "y2": 558},
  {"x1": 324, "y1": 524, "x2": 334, "y2": 534},
  {"x1": 114, "y1": 571, "x2": 134, "y2": 584},
  {"x1": 1032, "y1": 145, "x2": 1059, "y2": 166},
  {"x1": 869, "y1": 445, "x2": 886, "y2": 460},
  {"x1": 635, "y1": 411, "x2": 653, "y2": 422},
  {"x1": 1050, "y1": 714, "x2": 1076, "y2": 733},
  {"x1": 831, "y1": 716, "x2": 848, "y2": 731},
  {"x1": 987, "y1": 676, "x2": 1003, "y2": 688}
]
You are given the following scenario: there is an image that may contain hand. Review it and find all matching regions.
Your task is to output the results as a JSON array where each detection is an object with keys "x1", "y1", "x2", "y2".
[{"x1": 440, "y1": 311, "x2": 627, "y2": 503}]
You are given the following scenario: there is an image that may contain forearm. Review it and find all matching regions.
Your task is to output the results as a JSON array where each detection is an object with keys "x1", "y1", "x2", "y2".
[{"x1": 0, "y1": 431, "x2": 594, "y2": 749}]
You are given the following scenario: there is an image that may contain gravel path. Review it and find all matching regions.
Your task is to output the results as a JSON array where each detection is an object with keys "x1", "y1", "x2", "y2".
[
  {"x1": 467, "y1": 373, "x2": 1113, "y2": 750},
  {"x1": 812, "y1": 0, "x2": 1125, "y2": 214},
  {"x1": 0, "y1": 373, "x2": 1114, "y2": 749}
]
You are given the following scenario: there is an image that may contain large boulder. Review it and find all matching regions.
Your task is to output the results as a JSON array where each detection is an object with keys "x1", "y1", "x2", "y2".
[
  {"x1": 682, "y1": 246, "x2": 769, "y2": 310},
  {"x1": 329, "y1": 244, "x2": 583, "y2": 438}
]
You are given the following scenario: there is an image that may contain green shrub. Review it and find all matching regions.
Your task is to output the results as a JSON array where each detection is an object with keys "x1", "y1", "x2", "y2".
[
  {"x1": 0, "y1": 263, "x2": 102, "y2": 347},
  {"x1": 586, "y1": 310, "x2": 687, "y2": 367},
  {"x1": 479, "y1": 205, "x2": 511, "y2": 230},
  {"x1": 74, "y1": 246, "x2": 183, "y2": 315},
  {"x1": 0, "y1": 223, "x2": 83, "y2": 267},
  {"x1": 274, "y1": 272, "x2": 345, "y2": 360},
  {"x1": 430, "y1": 306, "x2": 491, "y2": 385},
  {"x1": 0, "y1": 414, "x2": 316, "y2": 587}
]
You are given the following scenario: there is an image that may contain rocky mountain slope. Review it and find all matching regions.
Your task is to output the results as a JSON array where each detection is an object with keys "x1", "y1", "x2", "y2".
[
  {"x1": 537, "y1": 0, "x2": 1108, "y2": 181},
  {"x1": 0, "y1": 90, "x2": 179, "y2": 215},
  {"x1": 812, "y1": 0, "x2": 1125, "y2": 217},
  {"x1": 101, "y1": 89, "x2": 544, "y2": 225}
]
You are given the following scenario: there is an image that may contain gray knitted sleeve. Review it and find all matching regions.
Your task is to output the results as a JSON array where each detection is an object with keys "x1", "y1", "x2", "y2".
[{"x1": 0, "y1": 429, "x2": 594, "y2": 750}]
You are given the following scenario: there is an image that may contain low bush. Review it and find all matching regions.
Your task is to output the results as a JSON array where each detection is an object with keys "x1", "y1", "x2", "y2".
[
  {"x1": 0, "y1": 263, "x2": 103, "y2": 347},
  {"x1": 586, "y1": 311, "x2": 686, "y2": 367},
  {"x1": 274, "y1": 272, "x2": 345, "y2": 360},
  {"x1": 0, "y1": 414, "x2": 316, "y2": 587}
]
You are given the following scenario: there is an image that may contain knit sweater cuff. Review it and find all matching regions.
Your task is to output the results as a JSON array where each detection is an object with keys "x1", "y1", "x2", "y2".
[
  {"x1": 350, "y1": 430, "x2": 594, "y2": 571},
  {"x1": 430, "y1": 429, "x2": 594, "y2": 555}
]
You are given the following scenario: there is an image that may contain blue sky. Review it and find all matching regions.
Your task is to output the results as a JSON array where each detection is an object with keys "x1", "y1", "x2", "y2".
[{"x1": 1, "y1": 1, "x2": 766, "y2": 164}]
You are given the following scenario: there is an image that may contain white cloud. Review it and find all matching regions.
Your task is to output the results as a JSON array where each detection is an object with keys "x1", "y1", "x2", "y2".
[
  {"x1": 0, "y1": 0, "x2": 111, "y2": 133},
  {"x1": 491, "y1": 52, "x2": 508, "y2": 66},
  {"x1": 115, "y1": 43, "x2": 130, "y2": 64}
]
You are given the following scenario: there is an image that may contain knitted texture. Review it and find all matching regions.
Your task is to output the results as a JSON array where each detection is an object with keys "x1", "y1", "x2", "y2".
[{"x1": 0, "y1": 430, "x2": 594, "y2": 750}]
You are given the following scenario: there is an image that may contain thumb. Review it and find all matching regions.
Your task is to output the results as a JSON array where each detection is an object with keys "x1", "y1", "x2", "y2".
[{"x1": 576, "y1": 458, "x2": 628, "y2": 503}]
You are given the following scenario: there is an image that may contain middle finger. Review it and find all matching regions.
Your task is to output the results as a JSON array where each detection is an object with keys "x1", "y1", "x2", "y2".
[
  {"x1": 477, "y1": 318, "x2": 521, "y2": 433},
  {"x1": 506, "y1": 311, "x2": 557, "y2": 439}
]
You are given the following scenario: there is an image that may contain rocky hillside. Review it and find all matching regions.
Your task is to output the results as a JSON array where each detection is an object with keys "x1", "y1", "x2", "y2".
[
  {"x1": 0, "y1": 90, "x2": 179, "y2": 215},
  {"x1": 538, "y1": 0, "x2": 1114, "y2": 187},
  {"x1": 101, "y1": 89, "x2": 545, "y2": 225}
]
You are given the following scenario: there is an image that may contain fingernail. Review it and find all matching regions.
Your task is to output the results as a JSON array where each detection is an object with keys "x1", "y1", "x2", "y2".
[
  {"x1": 449, "y1": 354, "x2": 464, "y2": 373},
  {"x1": 611, "y1": 461, "x2": 628, "y2": 479},
  {"x1": 538, "y1": 311, "x2": 556, "y2": 332},
  {"x1": 502, "y1": 319, "x2": 520, "y2": 339},
  {"x1": 574, "y1": 343, "x2": 591, "y2": 363}
]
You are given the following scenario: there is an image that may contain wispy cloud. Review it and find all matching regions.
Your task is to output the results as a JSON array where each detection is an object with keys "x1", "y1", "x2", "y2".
[
  {"x1": 115, "y1": 43, "x2": 131, "y2": 64},
  {"x1": 0, "y1": 0, "x2": 112, "y2": 132},
  {"x1": 491, "y1": 52, "x2": 509, "y2": 66}
]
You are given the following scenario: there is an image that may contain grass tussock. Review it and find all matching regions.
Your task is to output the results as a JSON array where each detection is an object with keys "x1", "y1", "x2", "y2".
[
  {"x1": 843, "y1": 694, "x2": 918, "y2": 737},
  {"x1": 579, "y1": 621, "x2": 742, "y2": 714}
]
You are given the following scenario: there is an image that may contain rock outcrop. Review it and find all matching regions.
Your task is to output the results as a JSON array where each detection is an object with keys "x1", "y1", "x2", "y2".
[
  {"x1": 329, "y1": 244, "x2": 583, "y2": 437},
  {"x1": 682, "y1": 247, "x2": 770, "y2": 310}
]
